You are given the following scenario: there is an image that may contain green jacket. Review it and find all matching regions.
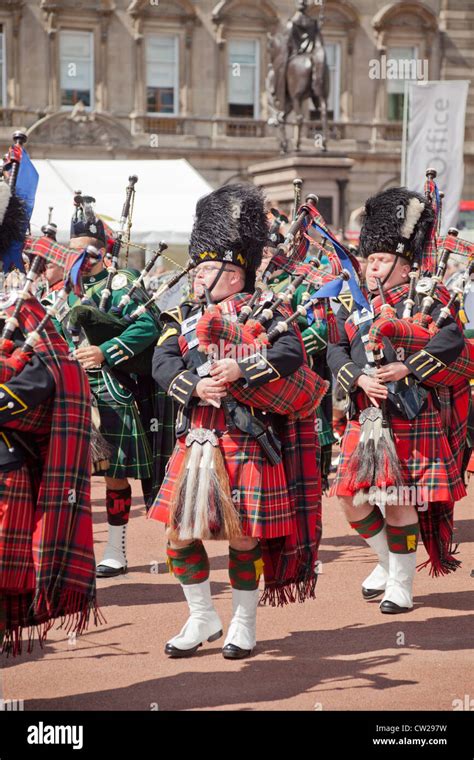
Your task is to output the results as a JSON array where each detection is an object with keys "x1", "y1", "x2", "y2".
[{"x1": 64, "y1": 267, "x2": 159, "y2": 367}]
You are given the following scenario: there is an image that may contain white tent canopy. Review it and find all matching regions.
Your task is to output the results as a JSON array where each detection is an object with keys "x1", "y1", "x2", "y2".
[{"x1": 29, "y1": 159, "x2": 213, "y2": 248}]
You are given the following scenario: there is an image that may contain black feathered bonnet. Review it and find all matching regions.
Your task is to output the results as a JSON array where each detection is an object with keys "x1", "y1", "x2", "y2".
[
  {"x1": 359, "y1": 187, "x2": 435, "y2": 264},
  {"x1": 189, "y1": 183, "x2": 269, "y2": 292}
]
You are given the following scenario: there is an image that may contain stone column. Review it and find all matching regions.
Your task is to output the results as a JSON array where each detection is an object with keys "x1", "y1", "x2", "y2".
[
  {"x1": 214, "y1": 23, "x2": 226, "y2": 118},
  {"x1": 183, "y1": 19, "x2": 194, "y2": 116},
  {"x1": 372, "y1": 39, "x2": 387, "y2": 147},
  {"x1": 98, "y1": 12, "x2": 111, "y2": 112},
  {"x1": 130, "y1": 15, "x2": 145, "y2": 134},
  {"x1": 11, "y1": 7, "x2": 23, "y2": 107},
  {"x1": 47, "y1": 18, "x2": 59, "y2": 112},
  {"x1": 345, "y1": 30, "x2": 356, "y2": 121}
]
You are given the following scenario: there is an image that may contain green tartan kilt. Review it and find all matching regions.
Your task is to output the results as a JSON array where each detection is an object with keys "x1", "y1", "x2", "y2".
[{"x1": 88, "y1": 370, "x2": 153, "y2": 480}]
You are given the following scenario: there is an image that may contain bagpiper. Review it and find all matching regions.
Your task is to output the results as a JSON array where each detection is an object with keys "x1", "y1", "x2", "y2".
[
  {"x1": 148, "y1": 184, "x2": 323, "y2": 659},
  {"x1": 59, "y1": 192, "x2": 161, "y2": 578},
  {"x1": 0, "y1": 179, "x2": 98, "y2": 654},
  {"x1": 327, "y1": 187, "x2": 467, "y2": 614}
]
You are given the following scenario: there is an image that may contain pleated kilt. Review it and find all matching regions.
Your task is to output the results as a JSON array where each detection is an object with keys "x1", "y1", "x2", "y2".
[
  {"x1": 88, "y1": 369, "x2": 153, "y2": 480},
  {"x1": 149, "y1": 405, "x2": 295, "y2": 539},
  {"x1": 331, "y1": 392, "x2": 466, "y2": 504}
]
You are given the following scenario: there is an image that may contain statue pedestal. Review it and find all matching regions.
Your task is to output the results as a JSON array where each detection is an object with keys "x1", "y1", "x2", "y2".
[{"x1": 247, "y1": 152, "x2": 354, "y2": 234}]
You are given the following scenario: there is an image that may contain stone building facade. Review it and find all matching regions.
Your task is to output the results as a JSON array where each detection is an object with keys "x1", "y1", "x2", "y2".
[{"x1": 0, "y1": 0, "x2": 472, "y2": 227}]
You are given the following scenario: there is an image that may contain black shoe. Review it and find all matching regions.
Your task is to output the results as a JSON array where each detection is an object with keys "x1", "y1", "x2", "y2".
[
  {"x1": 362, "y1": 587, "x2": 385, "y2": 600},
  {"x1": 165, "y1": 642, "x2": 203, "y2": 657},
  {"x1": 222, "y1": 643, "x2": 253, "y2": 660},
  {"x1": 96, "y1": 563, "x2": 127, "y2": 578},
  {"x1": 380, "y1": 600, "x2": 411, "y2": 614},
  {"x1": 164, "y1": 629, "x2": 223, "y2": 658}
]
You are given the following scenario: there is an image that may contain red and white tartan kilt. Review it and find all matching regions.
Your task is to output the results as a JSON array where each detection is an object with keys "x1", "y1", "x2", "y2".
[
  {"x1": 148, "y1": 406, "x2": 295, "y2": 539},
  {"x1": 331, "y1": 394, "x2": 466, "y2": 503}
]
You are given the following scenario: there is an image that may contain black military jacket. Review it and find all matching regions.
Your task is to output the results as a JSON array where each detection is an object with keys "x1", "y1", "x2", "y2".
[
  {"x1": 152, "y1": 299, "x2": 304, "y2": 430},
  {"x1": 327, "y1": 291, "x2": 465, "y2": 414},
  {"x1": 0, "y1": 352, "x2": 54, "y2": 469}
]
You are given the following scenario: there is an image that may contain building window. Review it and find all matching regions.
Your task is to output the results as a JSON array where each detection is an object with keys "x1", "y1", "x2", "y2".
[
  {"x1": 146, "y1": 35, "x2": 179, "y2": 115},
  {"x1": 310, "y1": 42, "x2": 341, "y2": 121},
  {"x1": 60, "y1": 31, "x2": 94, "y2": 109},
  {"x1": 228, "y1": 39, "x2": 259, "y2": 119},
  {"x1": 387, "y1": 46, "x2": 417, "y2": 121}
]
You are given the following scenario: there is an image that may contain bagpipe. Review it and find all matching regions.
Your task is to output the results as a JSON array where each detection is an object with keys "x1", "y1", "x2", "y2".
[
  {"x1": 67, "y1": 249, "x2": 194, "y2": 376},
  {"x1": 196, "y1": 295, "x2": 327, "y2": 421},
  {"x1": 64, "y1": 177, "x2": 194, "y2": 377},
  {"x1": 195, "y1": 272, "x2": 354, "y2": 419},
  {"x1": 194, "y1": 182, "x2": 366, "y2": 420},
  {"x1": 367, "y1": 253, "x2": 474, "y2": 388},
  {"x1": 367, "y1": 169, "x2": 474, "y2": 389}
]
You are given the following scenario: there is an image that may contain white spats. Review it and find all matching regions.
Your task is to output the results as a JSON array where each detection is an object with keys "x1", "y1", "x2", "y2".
[
  {"x1": 223, "y1": 588, "x2": 259, "y2": 651},
  {"x1": 363, "y1": 563, "x2": 389, "y2": 592},
  {"x1": 362, "y1": 527, "x2": 390, "y2": 593},
  {"x1": 96, "y1": 524, "x2": 127, "y2": 576},
  {"x1": 166, "y1": 580, "x2": 223, "y2": 652},
  {"x1": 380, "y1": 551, "x2": 417, "y2": 610}
]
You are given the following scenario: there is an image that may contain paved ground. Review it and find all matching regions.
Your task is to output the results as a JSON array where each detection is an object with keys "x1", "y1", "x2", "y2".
[{"x1": 1, "y1": 478, "x2": 472, "y2": 712}]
